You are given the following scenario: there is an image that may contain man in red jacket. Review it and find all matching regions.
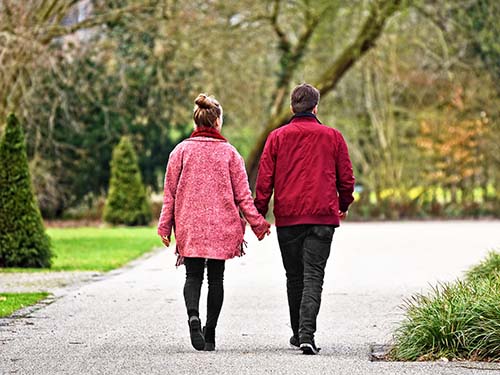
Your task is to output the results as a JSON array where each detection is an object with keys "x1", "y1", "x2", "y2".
[{"x1": 255, "y1": 83, "x2": 355, "y2": 355}]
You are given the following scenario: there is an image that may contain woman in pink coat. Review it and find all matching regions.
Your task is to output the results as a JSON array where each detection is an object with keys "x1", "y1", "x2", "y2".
[{"x1": 158, "y1": 93, "x2": 270, "y2": 351}]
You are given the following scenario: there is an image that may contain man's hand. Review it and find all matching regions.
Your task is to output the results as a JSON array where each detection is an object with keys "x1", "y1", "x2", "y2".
[
  {"x1": 161, "y1": 235, "x2": 170, "y2": 247},
  {"x1": 339, "y1": 211, "x2": 348, "y2": 220}
]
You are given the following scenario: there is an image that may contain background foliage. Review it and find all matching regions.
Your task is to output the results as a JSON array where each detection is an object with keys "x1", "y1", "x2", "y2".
[{"x1": 0, "y1": 0, "x2": 498, "y2": 220}]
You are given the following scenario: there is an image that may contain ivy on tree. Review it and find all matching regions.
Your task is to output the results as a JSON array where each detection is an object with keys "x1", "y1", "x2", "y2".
[
  {"x1": 0, "y1": 114, "x2": 52, "y2": 268},
  {"x1": 103, "y1": 136, "x2": 152, "y2": 226}
]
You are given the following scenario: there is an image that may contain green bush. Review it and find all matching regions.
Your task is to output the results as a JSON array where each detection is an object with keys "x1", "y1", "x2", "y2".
[
  {"x1": 0, "y1": 114, "x2": 52, "y2": 268},
  {"x1": 466, "y1": 251, "x2": 500, "y2": 281},
  {"x1": 103, "y1": 136, "x2": 151, "y2": 226},
  {"x1": 390, "y1": 256, "x2": 500, "y2": 362}
]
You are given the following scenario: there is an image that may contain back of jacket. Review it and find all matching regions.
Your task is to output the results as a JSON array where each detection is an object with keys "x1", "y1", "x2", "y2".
[{"x1": 255, "y1": 114, "x2": 355, "y2": 227}]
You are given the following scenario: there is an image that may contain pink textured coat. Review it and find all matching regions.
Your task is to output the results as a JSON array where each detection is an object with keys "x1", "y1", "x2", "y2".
[{"x1": 158, "y1": 137, "x2": 269, "y2": 260}]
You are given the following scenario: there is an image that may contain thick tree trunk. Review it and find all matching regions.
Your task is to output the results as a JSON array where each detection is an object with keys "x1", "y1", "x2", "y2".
[{"x1": 246, "y1": 0, "x2": 401, "y2": 188}]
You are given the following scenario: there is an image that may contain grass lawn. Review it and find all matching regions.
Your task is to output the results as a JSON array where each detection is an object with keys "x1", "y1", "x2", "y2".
[
  {"x1": 0, "y1": 227, "x2": 163, "y2": 272},
  {"x1": 0, "y1": 293, "x2": 49, "y2": 318}
]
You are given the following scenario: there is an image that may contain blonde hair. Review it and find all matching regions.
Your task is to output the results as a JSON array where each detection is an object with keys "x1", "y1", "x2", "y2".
[{"x1": 193, "y1": 94, "x2": 222, "y2": 128}]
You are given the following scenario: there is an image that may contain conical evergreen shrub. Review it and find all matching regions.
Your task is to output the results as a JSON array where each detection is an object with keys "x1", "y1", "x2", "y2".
[
  {"x1": 0, "y1": 114, "x2": 52, "y2": 268},
  {"x1": 103, "y1": 136, "x2": 152, "y2": 226}
]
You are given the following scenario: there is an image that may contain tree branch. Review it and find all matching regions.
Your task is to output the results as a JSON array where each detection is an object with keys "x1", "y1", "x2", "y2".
[
  {"x1": 39, "y1": 4, "x2": 148, "y2": 44},
  {"x1": 0, "y1": 0, "x2": 15, "y2": 33},
  {"x1": 315, "y1": 0, "x2": 402, "y2": 95},
  {"x1": 247, "y1": 0, "x2": 402, "y2": 186},
  {"x1": 270, "y1": 0, "x2": 291, "y2": 54},
  {"x1": 269, "y1": 1, "x2": 321, "y2": 116}
]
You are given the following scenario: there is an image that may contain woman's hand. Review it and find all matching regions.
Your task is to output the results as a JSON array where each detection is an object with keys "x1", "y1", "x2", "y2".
[
  {"x1": 338, "y1": 210, "x2": 348, "y2": 220},
  {"x1": 257, "y1": 226, "x2": 271, "y2": 241},
  {"x1": 161, "y1": 235, "x2": 170, "y2": 247}
]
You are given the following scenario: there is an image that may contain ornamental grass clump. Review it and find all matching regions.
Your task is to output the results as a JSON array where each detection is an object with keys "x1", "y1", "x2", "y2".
[
  {"x1": 466, "y1": 251, "x2": 500, "y2": 281},
  {"x1": 390, "y1": 254, "x2": 500, "y2": 362}
]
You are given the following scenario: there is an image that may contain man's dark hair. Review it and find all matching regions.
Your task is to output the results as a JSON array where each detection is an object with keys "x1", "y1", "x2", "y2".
[{"x1": 291, "y1": 83, "x2": 320, "y2": 113}]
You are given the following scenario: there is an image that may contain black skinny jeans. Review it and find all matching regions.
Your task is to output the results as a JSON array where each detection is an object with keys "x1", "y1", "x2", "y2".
[
  {"x1": 183, "y1": 257, "x2": 225, "y2": 329},
  {"x1": 277, "y1": 225, "x2": 334, "y2": 342}
]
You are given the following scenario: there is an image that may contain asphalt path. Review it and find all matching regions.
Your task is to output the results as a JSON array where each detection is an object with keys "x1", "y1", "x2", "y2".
[{"x1": 1, "y1": 221, "x2": 499, "y2": 374}]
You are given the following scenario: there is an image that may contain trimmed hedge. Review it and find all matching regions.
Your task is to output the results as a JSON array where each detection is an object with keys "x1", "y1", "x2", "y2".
[
  {"x1": 0, "y1": 114, "x2": 52, "y2": 268},
  {"x1": 103, "y1": 136, "x2": 151, "y2": 226}
]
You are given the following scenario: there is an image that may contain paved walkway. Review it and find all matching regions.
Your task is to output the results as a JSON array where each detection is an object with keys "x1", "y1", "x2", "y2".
[
  {"x1": 1, "y1": 221, "x2": 499, "y2": 374},
  {"x1": 0, "y1": 271, "x2": 101, "y2": 295}
]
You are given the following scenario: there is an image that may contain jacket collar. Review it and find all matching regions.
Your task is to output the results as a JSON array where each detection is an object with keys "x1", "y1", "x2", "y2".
[
  {"x1": 288, "y1": 112, "x2": 322, "y2": 125},
  {"x1": 190, "y1": 127, "x2": 227, "y2": 142},
  {"x1": 186, "y1": 137, "x2": 226, "y2": 142}
]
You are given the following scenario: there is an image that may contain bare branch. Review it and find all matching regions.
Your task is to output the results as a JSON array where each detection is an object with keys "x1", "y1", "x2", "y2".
[
  {"x1": 269, "y1": 1, "x2": 322, "y2": 116},
  {"x1": 315, "y1": 0, "x2": 402, "y2": 95},
  {"x1": 37, "y1": 0, "x2": 59, "y2": 22},
  {"x1": 247, "y1": 0, "x2": 403, "y2": 185},
  {"x1": 270, "y1": 0, "x2": 291, "y2": 54},
  {"x1": 1, "y1": 0, "x2": 15, "y2": 32},
  {"x1": 37, "y1": 0, "x2": 74, "y2": 24},
  {"x1": 50, "y1": 1, "x2": 80, "y2": 28},
  {"x1": 39, "y1": 3, "x2": 148, "y2": 44}
]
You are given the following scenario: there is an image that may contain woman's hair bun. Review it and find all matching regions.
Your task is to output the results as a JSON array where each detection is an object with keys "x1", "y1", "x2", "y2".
[
  {"x1": 193, "y1": 93, "x2": 222, "y2": 127},
  {"x1": 194, "y1": 93, "x2": 213, "y2": 109}
]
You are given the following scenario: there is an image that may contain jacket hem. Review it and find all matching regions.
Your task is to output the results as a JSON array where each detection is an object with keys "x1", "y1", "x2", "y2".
[
  {"x1": 179, "y1": 253, "x2": 239, "y2": 261},
  {"x1": 275, "y1": 215, "x2": 340, "y2": 227}
]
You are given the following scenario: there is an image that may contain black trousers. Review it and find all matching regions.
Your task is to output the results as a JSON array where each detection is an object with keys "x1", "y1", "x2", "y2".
[
  {"x1": 277, "y1": 224, "x2": 334, "y2": 341},
  {"x1": 183, "y1": 257, "x2": 225, "y2": 328}
]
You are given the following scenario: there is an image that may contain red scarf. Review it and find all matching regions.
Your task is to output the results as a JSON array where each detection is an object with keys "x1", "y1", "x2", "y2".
[{"x1": 190, "y1": 127, "x2": 227, "y2": 142}]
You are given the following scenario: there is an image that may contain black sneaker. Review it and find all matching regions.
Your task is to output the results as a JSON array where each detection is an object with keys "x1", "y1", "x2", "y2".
[
  {"x1": 300, "y1": 339, "x2": 321, "y2": 355},
  {"x1": 188, "y1": 316, "x2": 205, "y2": 351},
  {"x1": 289, "y1": 335, "x2": 300, "y2": 348}
]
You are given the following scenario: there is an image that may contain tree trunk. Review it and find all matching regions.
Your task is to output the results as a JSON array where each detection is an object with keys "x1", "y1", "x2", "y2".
[{"x1": 246, "y1": 0, "x2": 402, "y2": 188}]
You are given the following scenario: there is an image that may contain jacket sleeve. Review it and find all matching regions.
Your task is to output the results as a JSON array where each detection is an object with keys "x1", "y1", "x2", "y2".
[
  {"x1": 157, "y1": 148, "x2": 182, "y2": 238},
  {"x1": 336, "y1": 132, "x2": 355, "y2": 213},
  {"x1": 230, "y1": 151, "x2": 270, "y2": 238},
  {"x1": 254, "y1": 133, "x2": 276, "y2": 217}
]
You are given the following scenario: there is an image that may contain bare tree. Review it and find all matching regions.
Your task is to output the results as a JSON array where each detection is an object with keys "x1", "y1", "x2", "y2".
[
  {"x1": 245, "y1": 0, "x2": 402, "y2": 185},
  {"x1": 0, "y1": 0, "x2": 149, "y2": 127}
]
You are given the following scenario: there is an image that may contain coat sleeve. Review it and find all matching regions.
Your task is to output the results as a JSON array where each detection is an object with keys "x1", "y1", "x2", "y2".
[
  {"x1": 254, "y1": 133, "x2": 276, "y2": 217},
  {"x1": 230, "y1": 151, "x2": 270, "y2": 238},
  {"x1": 335, "y1": 132, "x2": 355, "y2": 213},
  {"x1": 157, "y1": 148, "x2": 182, "y2": 238}
]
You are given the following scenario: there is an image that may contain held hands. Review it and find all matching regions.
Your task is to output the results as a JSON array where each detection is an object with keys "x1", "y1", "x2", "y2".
[
  {"x1": 161, "y1": 235, "x2": 170, "y2": 247},
  {"x1": 256, "y1": 221, "x2": 271, "y2": 241},
  {"x1": 257, "y1": 227, "x2": 271, "y2": 241},
  {"x1": 338, "y1": 210, "x2": 348, "y2": 220}
]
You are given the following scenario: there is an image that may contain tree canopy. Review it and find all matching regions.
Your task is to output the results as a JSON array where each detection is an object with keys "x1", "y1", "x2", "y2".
[{"x1": 1, "y1": 0, "x2": 498, "y2": 219}]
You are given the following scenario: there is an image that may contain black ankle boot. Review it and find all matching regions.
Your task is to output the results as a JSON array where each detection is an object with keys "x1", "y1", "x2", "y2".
[
  {"x1": 203, "y1": 326, "x2": 216, "y2": 351},
  {"x1": 188, "y1": 316, "x2": 205, "y2": 351},
  {"x1": 289, "y1": 334, "x2": 300, "y2": 348}
]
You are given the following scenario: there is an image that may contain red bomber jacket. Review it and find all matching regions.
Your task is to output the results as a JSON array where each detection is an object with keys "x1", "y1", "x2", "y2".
[{"x1": 255, "y1": 113, "x2": 355, "y2": 227}]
